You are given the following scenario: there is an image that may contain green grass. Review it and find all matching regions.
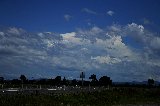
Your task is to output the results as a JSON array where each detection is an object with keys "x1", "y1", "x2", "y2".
[{"x1": 0, "y1": 87, "x2": 160, "y2": 106}]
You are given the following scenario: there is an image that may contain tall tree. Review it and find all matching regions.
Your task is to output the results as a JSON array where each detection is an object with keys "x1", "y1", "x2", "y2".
[
  {"x1": 20, "y1": 75, "x2": 26, "y2": 82},
  {"x1": 20, "y1": 75, "x2": 27, "y2": 89},
  {"x1": 62, "y1": 77, "x2": 67, "y2": 85},
  {"x1": 89, "y1": 74, "x2": 98, "y2": 86},
  {"x1": 0, "y1": 77, "x2": 4, "y2": 84},
  {"x1": 99, "y1": 76, "x2": 112, "y2": 86},
  {"x1": 148, "y1": 79, "x2": 154, "y2": 87},
  {"x1": 55, "y1": 76, "x2": 61, "y2": 86}
]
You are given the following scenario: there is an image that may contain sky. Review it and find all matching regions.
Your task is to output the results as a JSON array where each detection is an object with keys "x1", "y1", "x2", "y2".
[{"x1": 0, "y1": 0, "x2": 160, "y2": 81}]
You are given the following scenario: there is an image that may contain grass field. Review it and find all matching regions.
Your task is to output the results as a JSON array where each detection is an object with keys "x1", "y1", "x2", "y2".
[{"x1": 0, "y1": 87, "x2": 160, "y2": 106}]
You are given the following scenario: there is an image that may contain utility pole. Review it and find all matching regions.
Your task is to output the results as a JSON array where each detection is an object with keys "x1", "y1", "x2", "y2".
[{"x1": 80, "y1": 71, "x2": 85, "y2": 87}]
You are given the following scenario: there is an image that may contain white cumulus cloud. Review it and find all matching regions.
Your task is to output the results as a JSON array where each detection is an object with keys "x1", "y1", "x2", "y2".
[
  {"x1": 0, "y1": 23, "x2": 160, "y2": 81},
  {"x1": 91, "y1": 55, "x2": 121, "y2": 64},
  {"x1": 64, "y1": 14, "x2": 72, "y2": 21},
  {"x1": 107, "y1": 10, "x2": 114, "y2": 16}
]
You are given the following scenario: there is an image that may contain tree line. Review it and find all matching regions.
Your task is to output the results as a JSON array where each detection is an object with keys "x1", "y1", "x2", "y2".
[
  {"x1": 0, "y1": 74, "x2": 112, "y2": 87},
  {"x1": 0, "y1": 74, "x2": 156, "y2": 87}
]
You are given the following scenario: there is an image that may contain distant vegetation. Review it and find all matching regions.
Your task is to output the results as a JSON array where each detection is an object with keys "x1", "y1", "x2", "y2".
[
  {"x1": 0, "y1": 74, "x2": 158, "y2": 88},
  {"x1": 0, "y1": 74, "x2": 113, "y2": 88},
  {"x1": 0, "y1": 74, "x2": 160, "y2": 106}
]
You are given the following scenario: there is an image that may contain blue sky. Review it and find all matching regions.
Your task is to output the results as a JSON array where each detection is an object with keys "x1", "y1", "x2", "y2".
[
  {"x1": 0, "y1": 0, "x2": 160, "y2": 81},
  {"x1": 1, "y1": 0, "x2": 160, "y2": 32}
]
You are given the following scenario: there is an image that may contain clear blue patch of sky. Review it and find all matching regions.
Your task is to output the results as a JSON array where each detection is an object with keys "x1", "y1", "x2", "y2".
[
  {"x1": 0, "y1": 0, "x2": 160, "y2": 32},
  {"x1": 122, "y1": 36, "x2": 143, "y2": 49}
]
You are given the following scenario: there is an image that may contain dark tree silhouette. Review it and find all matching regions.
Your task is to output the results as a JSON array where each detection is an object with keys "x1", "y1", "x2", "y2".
[
  {"x1": 72, "y1": 79, "x2": 77, "y2": 86},
  {"x1": 89, "y1": 74, "x2": 97, "y2": 80},
  {"x1": 62, "y1": 77, "x2": 67, "y2": 85},
  {"x1": 20, "y1": 75, "x2": 27, "y2": 89},
  {"x1": 0, "y1": 77, "x2": 4, "y2": 84},
  {"x1": 89, "y1": 74, "x2": 98, "y2": 86},
  {"x1": 0, "y1": 77, "x2": 4, "y2": 89},
  {"x1": 55, "y1": 76, "x2": 61, "y2": 86},
  {"x1": 20, "y1": 75, "x2": 26, "y2": 82},
  {"x1": 11, "y1": 79, "x2": 21, "y2": 85},
  {"x1": 148, "y1": 79, "x2": 154, "y2": 87},
  {"x1": 99, "y1": 76, "x2": 112, "y2": 86}
]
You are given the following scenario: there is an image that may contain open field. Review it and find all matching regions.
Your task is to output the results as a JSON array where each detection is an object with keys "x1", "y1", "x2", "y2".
[{"x1": 0, "y1": 87, "x2": 160, "y2": 106}]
